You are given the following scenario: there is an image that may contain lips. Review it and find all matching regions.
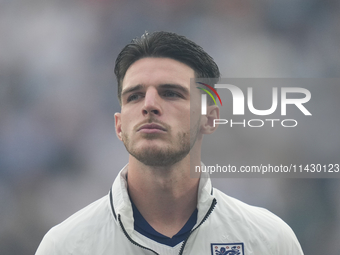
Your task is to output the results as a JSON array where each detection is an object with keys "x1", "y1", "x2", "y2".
[{"x1": 137, "y1": 123, "x2": 167, "y2": 132}]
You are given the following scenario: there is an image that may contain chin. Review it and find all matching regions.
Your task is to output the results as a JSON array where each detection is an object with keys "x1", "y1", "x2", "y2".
[{"x1": 137, "y1": 143, "x2": 170, "y2": 155}]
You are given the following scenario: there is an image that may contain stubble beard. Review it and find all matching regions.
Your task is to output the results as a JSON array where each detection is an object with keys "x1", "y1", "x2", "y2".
[{"x1": 121, "y1": 118, "x2": 201, "y2": 167}]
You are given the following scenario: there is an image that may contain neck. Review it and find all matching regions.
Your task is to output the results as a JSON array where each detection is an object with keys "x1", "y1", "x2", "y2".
[{"x1": 127, "y1": 154, "x2": 201, "y2": 237}]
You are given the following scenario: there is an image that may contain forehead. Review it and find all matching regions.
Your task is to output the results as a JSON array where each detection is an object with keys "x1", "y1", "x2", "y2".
[{"x1": 122, "y1": 57, "x2": 195, "y2": 90}]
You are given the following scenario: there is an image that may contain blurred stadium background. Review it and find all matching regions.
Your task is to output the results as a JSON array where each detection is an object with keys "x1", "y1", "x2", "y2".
[{"x1": 0, "y1": 0, "x2": 339, "y2": 254}]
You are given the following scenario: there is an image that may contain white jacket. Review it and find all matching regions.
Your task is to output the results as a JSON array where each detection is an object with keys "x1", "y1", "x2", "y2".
[{"x1": 36, "y1": 165, "x2": 304, "y2": 255}]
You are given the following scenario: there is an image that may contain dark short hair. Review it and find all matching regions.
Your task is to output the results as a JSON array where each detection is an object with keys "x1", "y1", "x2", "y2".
[{"x1": 114, "y1": 31, "x2": 220, "y2": 105}]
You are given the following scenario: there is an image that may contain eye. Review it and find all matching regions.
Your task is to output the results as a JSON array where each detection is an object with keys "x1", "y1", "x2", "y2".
[
  {"x1": 127, "y1": 93, "x2": 143, "y2": 102},
  {"x1": 162, "y1": 90, "x2": 182, "y2": 98}
]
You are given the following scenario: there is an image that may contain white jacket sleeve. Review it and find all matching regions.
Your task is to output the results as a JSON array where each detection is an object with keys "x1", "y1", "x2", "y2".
[
  {"x1": 277, "y1": 223, "x2": 304, "y2": 255},
  {"x1": 35, "y1": 232, "x2": 56, "y2": 255}
]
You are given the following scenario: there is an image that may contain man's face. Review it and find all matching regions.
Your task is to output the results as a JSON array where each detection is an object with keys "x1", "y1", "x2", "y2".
[{"x1": 115, "y1": 57, "x2": 202, "y2": 166}]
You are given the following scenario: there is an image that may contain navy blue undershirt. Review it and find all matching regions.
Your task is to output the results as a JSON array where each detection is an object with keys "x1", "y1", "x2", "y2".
[{"x1": 130, "y1": 199, "x2": 198, "y2": 247}]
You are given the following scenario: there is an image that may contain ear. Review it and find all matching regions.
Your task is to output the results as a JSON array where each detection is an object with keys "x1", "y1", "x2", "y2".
[
  {"x1": 114, "y1": 112, "x2": 123, "y2": 141},
  {"x1": 200, "y1": 105, "x2": 219, "y2": 134}
]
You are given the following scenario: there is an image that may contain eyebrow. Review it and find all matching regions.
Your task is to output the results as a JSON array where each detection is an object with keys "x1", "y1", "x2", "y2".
[
  {"x1": 121, "y1": 84, "x2": 144, "y2": 97},
  {"x1": 159, "y1": 84, "x2": 189, "y2": 96},
  {"x1": 121, "y1": 83, "x2": 189, "y2": 97}
]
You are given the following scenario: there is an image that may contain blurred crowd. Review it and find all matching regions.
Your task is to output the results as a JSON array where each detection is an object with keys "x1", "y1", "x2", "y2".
[{"x1": 0, "y1": 0, "x2": 339, "y2": 254}]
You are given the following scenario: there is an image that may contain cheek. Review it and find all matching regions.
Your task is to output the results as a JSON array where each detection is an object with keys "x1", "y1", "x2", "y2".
[
  {"x1": 120, "y1": 107, "x2": 138, "y2": 127},
  {"x1": 189, "y1": 103, "x2": 201, "y2": 123},
  {"x1": 119, "y1": 114, "x2": 133, "y2": 133},
  {"x1": 175, "y1": 106, "x2": 198, "y2": 131}
]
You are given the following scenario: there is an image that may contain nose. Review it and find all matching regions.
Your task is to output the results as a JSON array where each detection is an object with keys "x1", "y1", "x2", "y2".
[{"x1": 142, "y1": 87, "x2": 162, "y2": 116}]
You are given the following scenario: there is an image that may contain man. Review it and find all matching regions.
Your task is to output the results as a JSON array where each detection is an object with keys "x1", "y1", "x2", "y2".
[{"x1": 36, "y1": 31, "x2": 304, "y2": 255}]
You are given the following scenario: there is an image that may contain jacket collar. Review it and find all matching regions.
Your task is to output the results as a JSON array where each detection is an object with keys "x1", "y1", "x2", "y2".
[{"x1": 109, "y1": 164, "x2": 215, "y2": 235}]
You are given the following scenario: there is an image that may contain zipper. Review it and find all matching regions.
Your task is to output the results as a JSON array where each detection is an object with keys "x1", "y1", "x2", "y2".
[
  {"x1": 118, "y1": 198, "x2": 217, "y2": 255},
  {"x1": 178, "y1": 198, "x2": 217, "y2": 255},
  {"x1": 118, "y1": 214, "x2": 159, "y2": 255}
]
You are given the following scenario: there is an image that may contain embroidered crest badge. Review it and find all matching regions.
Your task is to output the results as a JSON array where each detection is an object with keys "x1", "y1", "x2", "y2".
[{"x1": 211, "y1": 243, "x2": 244, "y2": 255}]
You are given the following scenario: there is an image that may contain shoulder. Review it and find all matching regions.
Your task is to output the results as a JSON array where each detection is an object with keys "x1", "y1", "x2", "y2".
[
  {"x1": 213, "y1": 188, "x2": 284, "y2": 224},
  {"x1": 49, "y1": 195, "x2": 113, "y2": 236},
  {"x1": 211, "y1": 188, "x2": 303, "y2": 254},
  {"x1": 36, "y1": 195, "x2": 114, "y2": 254}
]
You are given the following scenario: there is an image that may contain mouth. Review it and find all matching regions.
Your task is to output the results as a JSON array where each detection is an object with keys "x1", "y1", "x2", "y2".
[{"x1": 137, "y1": 123, "x2": 167, "y2": 133}]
